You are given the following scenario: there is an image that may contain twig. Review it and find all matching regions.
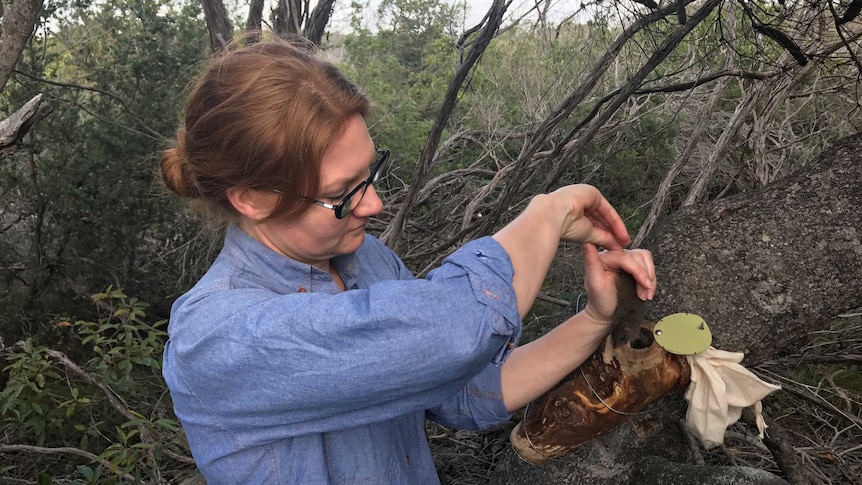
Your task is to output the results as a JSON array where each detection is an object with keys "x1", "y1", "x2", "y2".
[
  {"x1": 757, "y1": 368, "x2": 862, "y2": 429},
  {"x1": 676, "y1": 419, "x2": 706, "y2": 465},
  {"x1": 43, "y1": 348, "x2": 132, "y2": 419},
  {"x1": 760, "y1": 417, "x2": 824, "y2": 485},
  {"x1": 719, "y1": 444, "x2": 739, "y2": 465},
  {"x1": 535, "y1": 292, "x2": 571, "y2": 307},
  {"x1": 42, "y1": 347, "x2": 195, "y2": 467},
  {"x1": 0, "y1": 444, "x2": 136, "y2": 482},
  {"x1": 12, "y1": 70, "x2": 161, "y2": 139},
  {"x1": 724, "y1": 430, "x2": 771, "y2": 452},
  {"x1": 759, "y1": 354, "x2": 862, "y2": 366}
]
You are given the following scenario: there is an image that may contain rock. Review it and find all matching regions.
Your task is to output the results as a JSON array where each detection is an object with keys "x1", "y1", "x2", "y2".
[{"x1": 632, "y1": 455, "x2": 789, "y2": 485}]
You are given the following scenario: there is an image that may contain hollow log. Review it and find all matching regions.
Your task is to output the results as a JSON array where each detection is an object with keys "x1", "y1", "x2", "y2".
[{"x1": 510, "y1": 322, "x2": 690, "y2": 464}]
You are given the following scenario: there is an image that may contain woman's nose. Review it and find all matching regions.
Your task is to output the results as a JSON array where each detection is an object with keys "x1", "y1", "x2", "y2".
[{"x1": 353, "y1": 184, "x2": 383, "y2": 217}]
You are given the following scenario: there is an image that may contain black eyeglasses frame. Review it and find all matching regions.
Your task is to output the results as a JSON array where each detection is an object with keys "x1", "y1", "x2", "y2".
[{"x1": 304, "y1": 149, "x2": 389, "y2": 219}]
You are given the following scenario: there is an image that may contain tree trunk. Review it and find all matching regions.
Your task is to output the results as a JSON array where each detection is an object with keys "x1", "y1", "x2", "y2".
[
  {"x1": 491, "y1": 131, "x2": 862, "y2": 484},
  {"x1": 303, "y1": 0, "x2": 336, "y2": 46},
  {"x1": 199, "y1": 0, "x2": 233, "y2": 51},
  {"x1": 0, "y1": 0, "x2": 43, "y2": 92}
]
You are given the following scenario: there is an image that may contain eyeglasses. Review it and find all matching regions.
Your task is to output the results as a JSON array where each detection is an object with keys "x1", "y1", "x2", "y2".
[{"x1": 303, "y1": 149, "x2": 389, "y2": 219}]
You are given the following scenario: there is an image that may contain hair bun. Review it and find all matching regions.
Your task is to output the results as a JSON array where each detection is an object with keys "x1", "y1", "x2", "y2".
[{"x1": 160, "y1": 129, "x2": 199, "y2": 198}]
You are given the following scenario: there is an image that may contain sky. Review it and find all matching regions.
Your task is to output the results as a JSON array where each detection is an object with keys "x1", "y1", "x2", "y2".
[{"x1": 326, "y1": 0, "x2": 587, "y2": 33}]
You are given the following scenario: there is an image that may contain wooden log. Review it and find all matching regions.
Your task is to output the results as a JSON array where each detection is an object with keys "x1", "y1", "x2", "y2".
[
  {"x1": 510, "y1": 321, "x2": 691, "y2": 464},
  {"x1": 0, "y1": 93, "x2": 52, "y2": 159}
]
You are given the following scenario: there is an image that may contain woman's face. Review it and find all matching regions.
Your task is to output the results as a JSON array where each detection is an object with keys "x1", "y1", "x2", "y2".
[{"x1": 242, "y1": 114, "x2": 384, "y2": 269}]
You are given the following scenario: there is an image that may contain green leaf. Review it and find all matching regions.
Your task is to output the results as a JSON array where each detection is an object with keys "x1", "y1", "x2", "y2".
[
  {"x1": 122, "y1": 418, "x2": 145, "y2": 428},
  {"x1": 35, "y1": 471, "x2": 52, "y2": 485},
  {"x1": 154, "y1": 418, "x2": 178, "y2": 431},
  {"x1": 77, "y1": 465, "x2": 95, "y2": 480}
]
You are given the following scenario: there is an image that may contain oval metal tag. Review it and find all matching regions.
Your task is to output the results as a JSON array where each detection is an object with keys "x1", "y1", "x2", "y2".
[{"x1": 653, "y1": 313, "x2": 712, "y2": 355}]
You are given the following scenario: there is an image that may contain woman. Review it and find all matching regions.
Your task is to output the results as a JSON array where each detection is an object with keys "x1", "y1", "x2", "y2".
[{"x1": 160, "y1": 38, "x2": 655, "y2": 484}]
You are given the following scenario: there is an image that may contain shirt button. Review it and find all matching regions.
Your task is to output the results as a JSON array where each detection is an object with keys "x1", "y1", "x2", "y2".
[{"x1": 507, "y1": 341, "x2": 514, "y2": 349}]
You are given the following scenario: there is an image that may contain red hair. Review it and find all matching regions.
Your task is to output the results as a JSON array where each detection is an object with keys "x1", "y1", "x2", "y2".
[{"x1": 161, "y1": 38, "x2": 370, "y2": 221}]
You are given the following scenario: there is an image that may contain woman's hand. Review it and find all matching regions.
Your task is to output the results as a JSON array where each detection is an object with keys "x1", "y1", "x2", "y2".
[
  {"x1": 499, "y1": 242, "x2": 657, "y2": 412},
  {"x1": 493, "y1": 183, "x2": 645, "y2": 318},
  {"x1": 580, "y1": 245, "x2": 656, "y2": 326},
  {"x1": 546, "y1": 185, "x2": 632, "y2": 250}
]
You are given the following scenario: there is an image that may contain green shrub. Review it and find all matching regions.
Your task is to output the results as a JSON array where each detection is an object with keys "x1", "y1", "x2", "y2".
[{"x1": 0, "y1": 287, "x2": 192, "y2": 483}]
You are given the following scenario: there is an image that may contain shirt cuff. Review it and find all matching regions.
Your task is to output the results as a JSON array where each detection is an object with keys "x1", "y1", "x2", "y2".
[{"x1": 441, "y1": 236, "x2": 522, "y2": 356}]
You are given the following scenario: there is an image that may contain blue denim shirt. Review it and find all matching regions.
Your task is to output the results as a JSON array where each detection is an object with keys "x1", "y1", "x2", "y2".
[{"x1": 162, "y1": 224, "x2": 522, "y2": 484}]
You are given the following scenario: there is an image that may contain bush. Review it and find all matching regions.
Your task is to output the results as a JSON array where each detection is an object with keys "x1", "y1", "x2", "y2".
[{"x1": 0, "y1": 287, "x2": 194, "y2": 484}]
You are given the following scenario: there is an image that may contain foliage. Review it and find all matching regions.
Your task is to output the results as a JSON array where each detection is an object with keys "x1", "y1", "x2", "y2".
[
  {"x1": 339, "y1": 0, "x2": 465, "y2": 180},
  {"x1": 0, "y1": 287, "x2": 191, "y2": 483},
  {"x1": 0, "y1": 0, "x2": 213, "y2": 340}
]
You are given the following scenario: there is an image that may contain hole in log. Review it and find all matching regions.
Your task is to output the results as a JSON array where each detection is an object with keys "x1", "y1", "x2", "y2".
[{"x1": 629, "y1": 327, "x2": 654, "y2": 349}]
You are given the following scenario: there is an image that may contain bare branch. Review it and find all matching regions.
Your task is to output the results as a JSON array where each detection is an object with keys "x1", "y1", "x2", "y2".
[
  {"x1": 12, "y1": 70, "x2": 162, "y2": 139},
  {"x1": 381, "y1": 0, "x2": 508, "y2": 249},
  {"x1": 0, "y1": 444, "x2": 136, "y2": 482},
  {"x1": 0, "y1": 93, "x2": 51, "y2": 159}
]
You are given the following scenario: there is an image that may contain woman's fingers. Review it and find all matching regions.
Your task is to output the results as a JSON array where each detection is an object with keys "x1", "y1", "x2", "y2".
[
  {"x1": 587, "y1": 196, "x2": 632, "y2": 248},
  {"x1": 597, "y1": 249, "x2": 657, "y2": 301},
  {"x1": 554, "y1": 185, "x2": 631, "y2": 249}
]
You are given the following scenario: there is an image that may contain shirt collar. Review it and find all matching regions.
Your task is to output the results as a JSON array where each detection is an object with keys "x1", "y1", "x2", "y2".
[{"x1": 223, "y1": 223, "x2": 361, "y2": 293}]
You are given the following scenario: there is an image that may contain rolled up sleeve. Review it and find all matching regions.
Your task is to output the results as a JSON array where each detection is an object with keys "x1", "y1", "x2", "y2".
[{"x1": 425, "y1": 361, "x2": 511, "y2": 430}]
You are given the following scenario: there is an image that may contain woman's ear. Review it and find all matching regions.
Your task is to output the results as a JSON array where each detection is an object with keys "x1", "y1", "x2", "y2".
[{"x1": 226, "y1": 187, "x2": 277, "y2": 222}]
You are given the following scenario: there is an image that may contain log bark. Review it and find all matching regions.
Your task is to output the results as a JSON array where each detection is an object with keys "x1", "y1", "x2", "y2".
[{"x1": 492, "y1": 132, "x2": 862, "y2": 483}]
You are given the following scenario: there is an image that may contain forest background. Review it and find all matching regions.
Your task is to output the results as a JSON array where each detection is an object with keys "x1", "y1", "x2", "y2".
[{"x1": 1, "y1": 0, "x2": 861, "y2": 483}]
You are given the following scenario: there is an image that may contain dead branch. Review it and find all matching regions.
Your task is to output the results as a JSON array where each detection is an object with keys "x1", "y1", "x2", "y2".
[
  {"x1": 42, "y1": 346, "x2": 196, "y2": 466},
  {"x1": 381, "y1": 0, "x2": 507, "y2": 250},
  {"x1": 632, "y1": 2, "x2": 741, "y2": 246},
  {"x1": 0, "y1": 93, "x2": 52, "y2": 159},
  {"x1": 539, "y1": 0, "x2": 723, "y2": 194},
  {"x1": 756, "y1": 367, "x2": 862, "y2": 429},
  {"x1": 0, "y1": 444, "x2": 136, "y2": 482},
  {"x1": 759, "y1": 354, "x2": 862, "y2": 366},
  {"x1": 760, "y1": 416, "x2": 825, "y2": 485}
]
